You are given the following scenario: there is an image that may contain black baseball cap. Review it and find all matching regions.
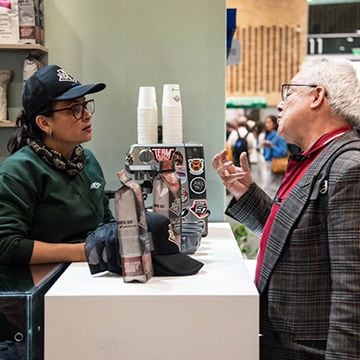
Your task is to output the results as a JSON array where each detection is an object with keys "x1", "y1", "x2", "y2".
[
  {"x1": 22, "y1": 64, "x2": 106, "y2": 118},
  {"x1": 146, "y1": 212, "x2": 204, "y2": 276},
  {"x1": 85, "y1": 212, "x2": 204, "y2": 277}
]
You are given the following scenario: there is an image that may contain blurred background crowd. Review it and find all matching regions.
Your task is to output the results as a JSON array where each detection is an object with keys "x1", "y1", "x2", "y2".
[{"x1": 226, "y1": 109, "x2": 297, "y2": 199}]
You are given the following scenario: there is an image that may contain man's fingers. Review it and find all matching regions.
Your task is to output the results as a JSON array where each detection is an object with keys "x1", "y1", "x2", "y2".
[
  {"x1": 239, "y1": 152, "x2": 251, "y2": 172},
  {"x1": 212, "y1": 149, "x2": 233, "y2": 174},
  {"x1": 212, "y1": 149, "x2": 227, "y2": 169},
  {"x1": 211, "y1": 154, "x2": 219, "y2": 169}
]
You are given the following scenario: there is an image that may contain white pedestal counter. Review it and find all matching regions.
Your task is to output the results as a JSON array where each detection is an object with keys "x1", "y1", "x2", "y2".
[{"x1": 45, "y1": 223, "x2": 259, "y2": 360}]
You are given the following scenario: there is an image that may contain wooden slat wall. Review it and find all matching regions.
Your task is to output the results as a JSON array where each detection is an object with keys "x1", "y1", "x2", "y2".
[{"x1": 226, "y1": 0, "x2": 308, "y2": 106}]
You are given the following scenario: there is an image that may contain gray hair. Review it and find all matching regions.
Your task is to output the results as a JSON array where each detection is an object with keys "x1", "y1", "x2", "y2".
[{"x1": 298, "y1": 57, "x2": 360, "y2": 127}]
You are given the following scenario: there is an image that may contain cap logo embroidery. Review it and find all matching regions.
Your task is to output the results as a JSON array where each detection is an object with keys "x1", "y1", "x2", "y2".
[{"x1": 57, "y1": 69, "x2": 79, "y2": 83}]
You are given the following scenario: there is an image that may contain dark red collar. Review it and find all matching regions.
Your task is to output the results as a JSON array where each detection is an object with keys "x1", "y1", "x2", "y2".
[{"x1": 290, "y1": 126, "x2": 353, "y2": 162}]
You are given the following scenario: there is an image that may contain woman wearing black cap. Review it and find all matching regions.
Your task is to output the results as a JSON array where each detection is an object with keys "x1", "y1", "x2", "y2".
[{"x1": 0, "y1": 65, "x2": 113, "y2": 265}]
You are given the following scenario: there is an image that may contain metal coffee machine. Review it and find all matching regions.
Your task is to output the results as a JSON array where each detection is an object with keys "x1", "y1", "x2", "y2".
[{"x1": 125, "y1": 142, "x2": 209, "y2": 236}]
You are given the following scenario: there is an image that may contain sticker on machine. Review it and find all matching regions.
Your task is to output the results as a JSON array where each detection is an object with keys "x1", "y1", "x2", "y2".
[
  {"x1": 188, "y1": 158, "x2": 204, "y2": 175},
  {"x1": 176, "y1": 170, "x2": 187, "y2": 185},
  {"x1": 173, "y1": 151, "x2": 185, "y2": 172},
  {"x1": 151, "y1": 147, "x2": 175, "y2": 162},
  {"x1": 190, "y1": 177, "x2": 206, "y2": 194},
  {"x1": 190, "y1": 200, "x2": 208, "y2": 219},
  {"x1": 181, "y1": 207, "x2": 189, "y2": 217},
  {"x1": 181, "y1": 188, "x2": 189, "y2": 203}
]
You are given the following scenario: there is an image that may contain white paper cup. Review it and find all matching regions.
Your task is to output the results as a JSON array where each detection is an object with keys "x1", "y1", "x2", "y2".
[
  {"x1": 162, "y1": 115, "x2": 183, "y2": 122},
  {"x1": 162, "y1": 136, "x2": 183, "y2": 144},
  {"x1": 138, "y1": 86, "x2": 157, "y2": 108},
  {"x1": 138, "y1": 108, "x2": 158, "y2": 118},
  {"x1": 162, "y1": 84, "x2": 182, "y2": 107},
  {"x1": 138, "y1": 107, "x2": 158, "y2": 113},
  {"x1": 162, "y1": 106, "x2": 182, "y2": 117},
  {"x1": 137, "y1": 127, "x2": 158, "y2": 144},
  {"x1": 138, "y1": 133, "x2": 157, "y2": 144},
  {"x1": 162, "y1": 117, "x2": 183, "y2": 144},
  {"x1": 137, "y1": 106, "x2": 158, "y2": 144}
]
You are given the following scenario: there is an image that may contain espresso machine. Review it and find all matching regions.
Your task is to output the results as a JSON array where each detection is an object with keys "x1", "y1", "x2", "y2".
[{"x1": 125, "y1": 142, "x2": 209, "y2": 236}]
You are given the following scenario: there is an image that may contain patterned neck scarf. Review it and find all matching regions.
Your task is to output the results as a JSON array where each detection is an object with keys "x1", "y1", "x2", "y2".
[{"x1": 27, "y1": 138, "x2": 85, "y2": 177}]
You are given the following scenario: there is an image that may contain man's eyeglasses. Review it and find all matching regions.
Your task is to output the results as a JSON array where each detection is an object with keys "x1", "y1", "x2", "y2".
[
  {"x1": 52, "y1": 99, "x2": 95, "y2": 120},
  {"x1": 281, "y1": 84, "x2": 317, "y2": 102}
]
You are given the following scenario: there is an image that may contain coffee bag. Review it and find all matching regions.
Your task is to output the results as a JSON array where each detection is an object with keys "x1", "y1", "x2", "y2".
[
  {"x1": 0, "y1": 0, "x2": 19, "y2": 44},
  {"x1": 115, "y1": 170, "x2": 153, "y2": 283},
  {"x1": 153, "y1": 160, "x2": 181, "y2": 249}
]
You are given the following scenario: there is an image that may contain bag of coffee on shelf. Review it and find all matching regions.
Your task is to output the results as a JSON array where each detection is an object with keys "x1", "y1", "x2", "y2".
[
  {"x1": 0, "y1": 0, "x2": 20, "y2": 44},
  {"x1": 153, "y1": 160, "x2": 182, "y2": 249},
  {"x1": 18, "y1": 0, "x2": 37, "y2": 44},
  {"x1": 23, "y1": 55, "x2": 44, "y2": 84},
  {"x1": 115, "y1": 170, "x2": 153, "y2": 283}
]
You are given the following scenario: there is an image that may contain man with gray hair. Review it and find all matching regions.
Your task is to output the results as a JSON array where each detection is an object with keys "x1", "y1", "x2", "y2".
[{"x1": 213, "y1": 57, "x2": 360, "y2": 359}]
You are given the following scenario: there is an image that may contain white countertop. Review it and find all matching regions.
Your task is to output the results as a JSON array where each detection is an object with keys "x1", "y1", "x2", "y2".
[
  {"x1": 47, "y1": 222, "x2": 258, "y2": 297},
  {"x1": 45, "y1": 223, "x2": 259, "y2": 360}
]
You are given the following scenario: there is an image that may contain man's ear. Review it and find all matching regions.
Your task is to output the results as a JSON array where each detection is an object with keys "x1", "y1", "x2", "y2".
[
  {"x1": 310, "y1": 86, "x2": 327, "y2": 109},
  {"x1": 35, "y1": 115, "x2": 52, "y2": 136}
]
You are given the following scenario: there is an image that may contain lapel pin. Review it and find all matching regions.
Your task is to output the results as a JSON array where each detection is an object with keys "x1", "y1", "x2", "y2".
[{"x1": 90, "y1": 182, "x2": 101, "y2": 190}]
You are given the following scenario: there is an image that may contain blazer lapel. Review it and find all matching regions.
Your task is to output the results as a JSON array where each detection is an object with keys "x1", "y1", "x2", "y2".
[
  {"x1": 257, "y1": 182, "x2": 313, "y2": 293},
  {"x1": 257, "y1": 131, "x2": 360, "y2": 293}
]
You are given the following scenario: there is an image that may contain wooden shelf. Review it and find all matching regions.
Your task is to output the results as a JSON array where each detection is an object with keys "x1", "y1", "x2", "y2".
[
  {"x1": 0, "y1": 121, "x2": 16, "y2": 128},
  {"x1": 0, "y1": 44, "x2": 48, "y2": 53}
]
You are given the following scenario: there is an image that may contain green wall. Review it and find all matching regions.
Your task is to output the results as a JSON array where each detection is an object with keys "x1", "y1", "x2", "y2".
[{"x1": 45, "y1": 0, "x2": 227, "y2": 221}]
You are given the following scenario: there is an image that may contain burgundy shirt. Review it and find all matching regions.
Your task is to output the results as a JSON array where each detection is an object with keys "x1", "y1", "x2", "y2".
[{"x1": 255, "y1": 127, "x2": 353, "y2": 285}]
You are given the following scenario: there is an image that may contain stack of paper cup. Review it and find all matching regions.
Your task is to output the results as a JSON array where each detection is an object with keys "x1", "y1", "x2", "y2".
[
  {"x1": 162, "y1": 84, "x2": 183, "y2": 144},
  {"x1": 137, "y1": 86, "x2": 158, "y2": 144}
]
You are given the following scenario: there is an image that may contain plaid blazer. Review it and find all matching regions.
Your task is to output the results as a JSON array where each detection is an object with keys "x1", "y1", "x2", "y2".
[{"x1": 226, "y1": 130, "x2": 360, "y2": 360}]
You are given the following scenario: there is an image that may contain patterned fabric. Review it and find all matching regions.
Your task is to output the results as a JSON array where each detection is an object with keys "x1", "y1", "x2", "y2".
[
  {"x1": 255, "y1": 127, "x2": 352, "y2": 285},
  {"x1": 27, "y1": 138, "x2": 85, "y2": 176},
  {"x1": 226, "y1": 130, "x2": 360, "y2": 359}
]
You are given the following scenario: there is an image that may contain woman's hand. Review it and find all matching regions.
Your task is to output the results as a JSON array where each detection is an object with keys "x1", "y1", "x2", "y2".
[
  {"x1": 212, "y1": 149, "x2": 253, "y2": 200},
  {"x1": 262, "y1": 140, "x2": 272, "y2": 148}
]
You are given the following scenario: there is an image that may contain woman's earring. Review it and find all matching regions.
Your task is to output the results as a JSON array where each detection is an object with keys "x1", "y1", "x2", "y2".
[{"x1": 48, "y1": 130, "x2": 52, "y2": 137}]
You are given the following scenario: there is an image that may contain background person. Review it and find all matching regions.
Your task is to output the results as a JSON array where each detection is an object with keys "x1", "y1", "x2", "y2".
[
  {"x1": 261, "y1": 114, "x2": 288, "y2": 197},
  {"x1": 226, "y1": 119, "x2": 236, "y2": 140},
  {"x1": 0, "y1": 65, "x2": 112, "y2": 265},
  {"x1": 227, "y1": 114, "x2": 257, "y2": 166},
  {"x1": 212, "y1": 57, "x2": 360, "y2": 359},
  {"x1": 251, "y1": 121, "x2": 267, "y2": 189}
]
